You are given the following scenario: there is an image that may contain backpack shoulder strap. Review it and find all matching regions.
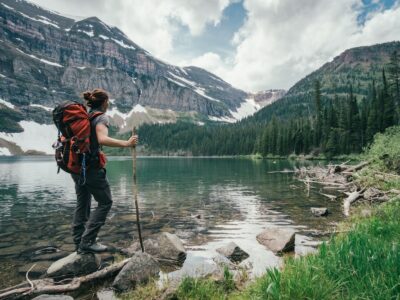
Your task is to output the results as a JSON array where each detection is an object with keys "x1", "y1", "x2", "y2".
[{"x1": 89, "y1": 111, "x2": 104, "y2": 121}]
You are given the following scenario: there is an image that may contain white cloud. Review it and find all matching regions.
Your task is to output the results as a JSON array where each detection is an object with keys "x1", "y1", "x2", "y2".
[
  {"x1": 224, "y1": 0, "x2": 400, "y2": 91},
  {"x1": 29, "y1": 0, "x2": 232, "y2": 60},
  {"x1": 183, "y1": 0, "x2": 400, "y2": 92}
]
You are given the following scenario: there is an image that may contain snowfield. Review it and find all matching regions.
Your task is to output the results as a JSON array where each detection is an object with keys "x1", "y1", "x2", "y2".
[
  {"x1": 0, "y1": 121, "x2": 57, "y2": 154},
  {"x1": 229, "y1": 98, "x2": 261, "y2": 121}
]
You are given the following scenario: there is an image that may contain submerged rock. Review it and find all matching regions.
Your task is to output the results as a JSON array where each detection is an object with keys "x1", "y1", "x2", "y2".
[
  {"x1": 310, "y1": 207, "x2": 329, "y2": 217},
  {"x1": 216, "y1": 242, "x2": 249, "y2": 263},
  {"x1": 212, "y1": 254, "x2": 237, "y2": 270},
  {"x1": 122, "y1": 233, "x2": 186, "y2": 266},
  {"x1": 256, "y1": 228, "x2": 296, "y2": 255},
  {"x1": 32, "y1": 295, "x2": 74, "y2": 300},
  {"x1": 112, "y1": 252, "x2": 160, "y2": 292},
  {"x1": 46, "y1": 252, "x2": 100, "y2": 278}
]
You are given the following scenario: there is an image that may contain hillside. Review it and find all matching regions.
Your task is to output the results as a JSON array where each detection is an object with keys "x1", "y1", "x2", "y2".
[{"x1": 249, "y1": 41, "x2": 400, "y2": 124}]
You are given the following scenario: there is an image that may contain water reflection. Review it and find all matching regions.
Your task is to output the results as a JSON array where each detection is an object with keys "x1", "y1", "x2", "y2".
[{"x1": 0, "y1": 157, "x2": 342, "y2": 287}]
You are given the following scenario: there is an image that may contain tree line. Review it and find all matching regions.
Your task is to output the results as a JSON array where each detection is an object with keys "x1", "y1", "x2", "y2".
[{"x1": 137, "y1": 51, "x2": 400, "y2": 158}]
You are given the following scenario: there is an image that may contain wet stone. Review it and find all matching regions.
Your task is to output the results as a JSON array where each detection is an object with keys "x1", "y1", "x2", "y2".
[
  {"x1": 112, "y1": 252, "x2": 160, "y2": 292},
  {"x1": 310, "y1": 207, "x2": 329, "y2": 217},
  {"x1": 256, "y1": 227, "x2": 296, "y2": 255},
  {"x1": 46, "y1": 252, "x2": 100, "y2": 278},
  {"x1": 216, "y1": 242, "x2": 249, "y2": 263}
]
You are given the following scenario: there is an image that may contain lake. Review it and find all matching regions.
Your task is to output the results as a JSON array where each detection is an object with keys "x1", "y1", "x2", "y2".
[{"x1": 0, "y1": 156, "x2": 343, "y2": 289}]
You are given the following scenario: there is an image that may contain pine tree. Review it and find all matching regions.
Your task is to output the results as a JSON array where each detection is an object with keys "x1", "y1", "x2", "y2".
[{"x1": 387, "y1": 51, "x2": 400, "y2": 123}]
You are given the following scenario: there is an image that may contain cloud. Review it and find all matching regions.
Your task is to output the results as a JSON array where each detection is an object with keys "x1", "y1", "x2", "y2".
[
  {"x1": 29, "y1": 0, "x2": 232, "y2": 59},
  {"x1": 218, "y1": 0, "x2": 400, "y2": 91}
]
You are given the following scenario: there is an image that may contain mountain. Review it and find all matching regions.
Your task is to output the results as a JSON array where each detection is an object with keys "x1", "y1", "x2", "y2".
[
  {"x1": 0, "y1": 0, "x2": 285, "y2": 155},
  {"x1": 249, "y1": 41, "x2": 400, "y2": 124},
  {"x1": 132, "y1": 41, "x2": 400, "y2": 156}
]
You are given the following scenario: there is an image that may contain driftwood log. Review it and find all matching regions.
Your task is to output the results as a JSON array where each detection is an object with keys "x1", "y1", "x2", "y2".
[
  {"x1": 0, "y1": 258, "x2": 130, "y2": 300},
  {"x1": 295, "y1": 161, "x2": 372, "y2": 216}
]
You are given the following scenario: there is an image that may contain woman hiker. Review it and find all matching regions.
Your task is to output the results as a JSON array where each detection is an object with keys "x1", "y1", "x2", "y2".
[{"x1": 72, "y1": 88, "x2": 138, "y2": 253}]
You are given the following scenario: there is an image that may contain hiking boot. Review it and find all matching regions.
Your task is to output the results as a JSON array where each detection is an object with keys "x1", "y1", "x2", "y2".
[{"x1": 78, "y1": 242, "x2": 108, "y2": 253}]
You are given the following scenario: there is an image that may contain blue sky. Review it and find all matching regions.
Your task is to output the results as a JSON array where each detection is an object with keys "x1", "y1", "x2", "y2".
[
  {"x1": 31, "y1": 0, "x2": 400, "y2": 91},
  {"x1": 172, "y1": 1, "x2": 247, "y2": 63}
]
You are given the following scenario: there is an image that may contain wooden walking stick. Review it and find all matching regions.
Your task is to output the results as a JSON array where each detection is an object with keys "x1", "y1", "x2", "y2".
[{"x1": 131, "y1": 127, "x2": 144, "y2": 252}]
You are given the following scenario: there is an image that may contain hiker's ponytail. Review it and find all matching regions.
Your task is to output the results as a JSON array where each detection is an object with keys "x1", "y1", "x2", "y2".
[{"x1": 83, "y1": 89, "x2": 109, "y2": 109}]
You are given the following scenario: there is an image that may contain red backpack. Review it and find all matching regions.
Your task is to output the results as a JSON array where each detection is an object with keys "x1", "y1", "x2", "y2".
[{"x1": 52, "y1": 101, "x2": 106, "y2": 184}]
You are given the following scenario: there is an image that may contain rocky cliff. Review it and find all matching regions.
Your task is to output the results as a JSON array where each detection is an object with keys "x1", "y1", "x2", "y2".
[{"x1": 0, "y1": 0, "x2": 270, "y2": 136}]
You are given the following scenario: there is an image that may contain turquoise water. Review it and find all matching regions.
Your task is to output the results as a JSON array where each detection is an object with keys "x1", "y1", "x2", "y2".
[{"x1": 0, "y1": 157, "x2": 343, "y2": 287}]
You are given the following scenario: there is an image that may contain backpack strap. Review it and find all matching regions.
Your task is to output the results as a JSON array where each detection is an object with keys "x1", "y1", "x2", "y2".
[{"x1": 89, "y1": 111, "x2": 104, "y2": 121}]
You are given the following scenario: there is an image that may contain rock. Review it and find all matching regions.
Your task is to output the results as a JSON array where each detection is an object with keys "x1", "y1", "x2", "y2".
[
  {"x1": 122, "y1": 233, "x2": 186, "y2": 266},
  {"x1": 46, "y1": 252, "x2": 100, "y2": 278},
  {"x1": 256, "y1": 228, "x2": 296, "y2": 255},
  {"x1": 311, "y1": 207, "x2": 329, "y2": 217},
  {"x1": 18, "y1": 261, "x2": 53, "y2": 278},
  {"x1": 96, "y1": 289, "x2": 118, "y2": 300},
  {"x1": 212, "y1": 254, "x2": 237, "y2": 270},
  {"x1": 32, "y1": 295, "x2": 74, "y2": 300},
  {"x1": 294, "y1": 234, "x2": 322, "y2": 258},
  {"x1": 112, "y1": 252, "x2": 160, "y2": 292},
  {"x1": 31, "y1": 251, "x2": 70, "y2": 262},
  {"x1": 216, "y1": 242, "x2": 249, "y2": 263},
  {"x1": 0, "y1": 242, "x2": 13, "y2": 249}
]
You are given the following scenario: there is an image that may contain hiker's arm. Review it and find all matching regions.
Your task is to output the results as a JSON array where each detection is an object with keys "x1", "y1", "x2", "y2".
[{"x1": 96, "y1": 124, "x2": 138, "y2": 147}]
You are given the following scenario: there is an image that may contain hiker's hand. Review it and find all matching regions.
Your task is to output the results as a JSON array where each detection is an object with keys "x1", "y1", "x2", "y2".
[{"x1": 126, "y1": 135, "x2": 138, "y2": 147}]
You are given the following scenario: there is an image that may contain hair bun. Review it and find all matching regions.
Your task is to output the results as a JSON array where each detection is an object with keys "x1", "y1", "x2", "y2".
[{"x1": 83, "y1": 91, "x2": 92, "y2": 101}]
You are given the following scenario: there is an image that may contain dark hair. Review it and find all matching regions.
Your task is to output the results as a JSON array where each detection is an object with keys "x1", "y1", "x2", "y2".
[{"x1": 82, "y1": 88, "x2": 109, "y2": 109}]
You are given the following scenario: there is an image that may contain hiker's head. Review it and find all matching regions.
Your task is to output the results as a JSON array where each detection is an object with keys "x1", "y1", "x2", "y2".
[{"x1": 83, "y1": 89, "x2": 109, "y2": 111}]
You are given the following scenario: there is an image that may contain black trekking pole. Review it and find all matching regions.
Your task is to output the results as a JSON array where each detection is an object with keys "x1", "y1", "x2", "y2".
[{"x1": 131, "y1": 126, "x2": 144, "y2": 252}]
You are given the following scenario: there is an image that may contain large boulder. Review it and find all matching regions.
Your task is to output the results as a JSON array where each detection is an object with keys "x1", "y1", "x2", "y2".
[
  {"x1": 256, "y1": 228, "x2": 296, "y2": 255},
  {"x1": 112, "y1": 252, "x2": 160, "y2": 292},
  {"x1": 310, "y1": 207, "x2": 329, "y2": 217},
  {"x1": 46, "y1": 252, "x2": 100, "y2": 278},
  {"x1": 122, "y1": 233, "x2": 186, "y2": 266},
  {"x1": 216, "y1": 242, "x2": 249, "y2": 263}
]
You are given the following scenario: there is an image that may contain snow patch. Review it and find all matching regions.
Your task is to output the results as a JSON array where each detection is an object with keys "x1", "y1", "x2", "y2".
[
  {"x1": 166, "y1": 77, "x2": 186, "y2": 88},
  {"x1": 77, "y1": 29, "x2": 94, "y2": 37},
  {"x1": 194, "y1": 87, "x2": 221, "y2": 102},
  {"x1": 0, "y1": 73, "x2": 6, "y2": 78},
  {"x1": 229, "y1": 98, "x2": 261, "y2": 121},
  {"x1": 0, "y1": 121, "x2": 57, "y2": 154},
  {"x1": 208, "y1": 115, "x2": 236, "y2": 123},
  {"x1": 16, "y1": 48, "x2": 63, "y2": 67},
  {"x1": 111, "y1": 38, "x2": 135, "y2": 50},
  {"x1": 76, "y1": 66, "x2": 86, "y2": 70},
  {"x1": 168, "y1": 72, "x2": 196, "y2": 87},
  {"x1": 0, "y1": 98, "x2": 15, "y2": 109},
  {"x1": 1, "y1": 3, "x2": 15, "y2": 10},
  {"x1": 108, "y1": 104, "x2": 147, "y2": 127},
  {"x1": 15, "y1": 37, "x2": 24, "y2": 42},
  {"x1": 18, "y1": 11, "x2": 60, "y2": 28},
  {"x1": 0, "y1": 147, "x2": 11, "y2": 156},
  {"x1": 99, "y1": 34, "x2": 110, "y2": 40},
  {"x1": 30, "y1": 104, "x2": 53, "y2": 111}
]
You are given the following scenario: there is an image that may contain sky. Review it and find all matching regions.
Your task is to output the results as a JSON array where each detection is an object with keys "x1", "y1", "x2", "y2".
[{"x1": 29, "y1": 0, "x2": 400, "y2": 92}]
